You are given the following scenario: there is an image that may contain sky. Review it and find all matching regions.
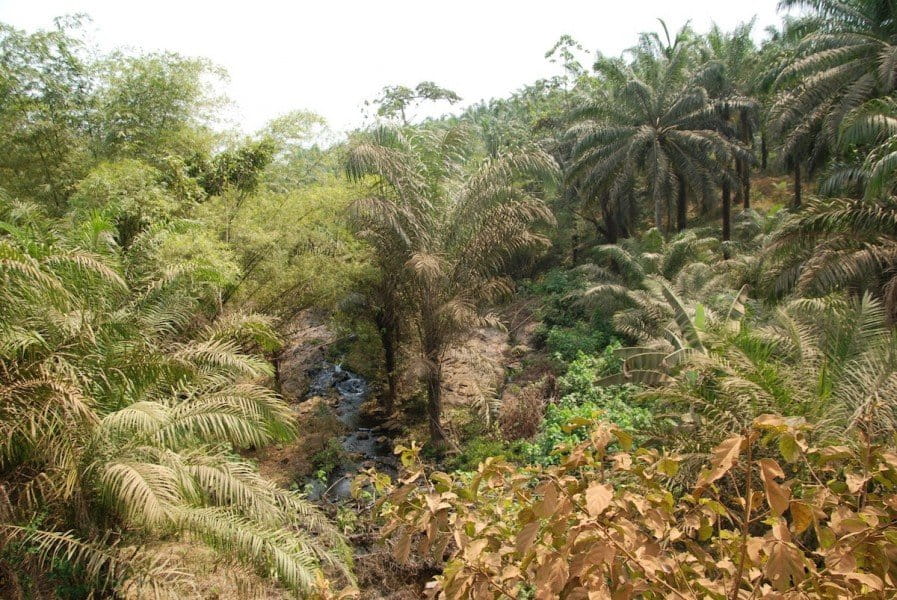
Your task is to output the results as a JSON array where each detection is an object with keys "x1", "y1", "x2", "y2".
[{"x1": 0, "y1": 0, "x2": 787, "y2": 135}]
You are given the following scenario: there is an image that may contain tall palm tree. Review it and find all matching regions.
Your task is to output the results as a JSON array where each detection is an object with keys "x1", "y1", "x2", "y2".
[
  {"x1": 0, "y1": 206, "x2": 350, "y2": 596},
  {"x1": 697, "y1": 20, "x2": 761, "y2": 208},
  {"x1": 772, "y1": 0, "x2": 897, "y2": 203},
  {"x1": 568, "y1": 48, "x2": 749, "y2": 238},
  {"x1": 346, "y1": 124, "x2": 558, "y2": 443},
  {"x1": 755, "y1": 16, "x2": 822, "y2": 172}
]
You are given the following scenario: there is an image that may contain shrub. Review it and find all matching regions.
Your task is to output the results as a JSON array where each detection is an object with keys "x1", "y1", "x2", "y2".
[
  {"x1": 377, "y1": 416, "x2": 897, "y2": 599},
  {"x1": 543, "y1": 322, "x2": 609, "y2": 362},
  {"x1": 522, "y1": 347, "x2": 649, "y2": 464},
  {"x1": 499, "y1": 380, "x2": 550, "y2": 441}
]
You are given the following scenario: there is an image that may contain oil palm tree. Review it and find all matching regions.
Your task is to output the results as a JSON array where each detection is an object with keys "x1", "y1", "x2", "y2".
[
  {"x1": 568, "y1": 49, "x2": 749, "y2": 237},
  {"x1": 651, "y1": 294, "x2": 897, "y2": 457},
  {"x1": 0, "y1": 206, "x2": 350, "y2": 596},
  {"x1": 772, "y1": 0, "x2": 897, "y2": 201},
  {"x1": 579, "y1": 228, "x2": 733, "y2": 344},
  {"x1": 346, "y1": 124, "x2": 558, "y2": 443},
  {"x1": 763, "y1": 195, "x2": 897, "y2": 319},
  {"x1": 830, "y1": 96, "x2": 897, "y2": 198},
  {"x1": 697, "y1": 20, "x2": 761, "y2": 208}
]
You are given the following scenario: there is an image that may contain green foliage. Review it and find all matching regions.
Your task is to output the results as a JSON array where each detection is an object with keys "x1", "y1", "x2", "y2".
[
  {"x1": 68, "y1": 159, "x2": 178, "y2": 247},
  {"x1": 543, "y1": 321, "x2": 610, "y2": 362},
  {"x1": 444, "y1": 436, "x2": 526, "y2": 472},
  {"x1": 312, "y1": 437, "x2": 349, "y2": 477},
  {"x1": 198, "y1": 174, "x2": 370, "y2": 318},
  {"x1": 368, "y1": 81, "x2": 461, "y2": 124},
  {"x1": 0, "y1": 18, "x2": 93, "y2": 210},
  {"x1": 93, "y1": 51, "x2": 223, "y2": 162},
  {"x1": 522, "y1": 348, "x2": 649, "y2": 465}
]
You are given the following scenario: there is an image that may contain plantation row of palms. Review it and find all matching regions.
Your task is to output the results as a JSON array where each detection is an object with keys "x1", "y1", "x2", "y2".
[{"x1": 350, "y1": 0, "x2": 897, "y2": 449}]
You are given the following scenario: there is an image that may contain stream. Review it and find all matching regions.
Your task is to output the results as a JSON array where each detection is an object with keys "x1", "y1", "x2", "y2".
[{"x1": 304, "y1": 362, "x2": 397, "y2": 501}]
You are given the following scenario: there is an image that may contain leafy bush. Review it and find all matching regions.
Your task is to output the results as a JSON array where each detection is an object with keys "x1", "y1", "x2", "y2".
[
  {"x1": 543, "y1": 321, "x2": 610, "y2": 362},
  {"x1": 378, "y1": 416, "x2": 897, "y2": 599},
  {"x1": 522, "y1": 348, "x2": 650, "y2": 464},
  {"x1": 444, "y1": 436, "x2": 523, "y2": 472},
  {"x1": 527, "y1": 268, "x2": 589, "y2": 331}
]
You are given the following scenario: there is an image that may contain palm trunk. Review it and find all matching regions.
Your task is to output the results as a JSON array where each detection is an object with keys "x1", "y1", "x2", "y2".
[
  {"x1": 375, "y1": 309, "x2": 399, "y2": 414},
  {"x1": 605, "y1": 212, "x2": 619, "y2": 244},
  {"x1": 734, "y1": 159, "x2": 744, "y2": 206},
  {"x1": 382, "y1": 328, "x2": 397, "y2": 415},
  {"x1": 676, "y1": 178, "x2": 687, "y2": 232},
  {"x1": 761, "y1": 131, "x2": 768, "y2": 171},
  {"x1": 600, "y1": 193, "x2": 619, "y2": 244},
  {"x1": 272, "y1": 349, "x2": 282, "y2": 395},
  {"x1": 739, "y1": 109, "x2": 752, "y2": 209},
  {"x1": 793, "y1": 164, "x2": 802, "y2": 209},
  {"x1": 426, "y1": 363, "x2": 445, "y2": 444},
  {"x1": 722, "y1": 177, "x2": 731, "y2": 259}
]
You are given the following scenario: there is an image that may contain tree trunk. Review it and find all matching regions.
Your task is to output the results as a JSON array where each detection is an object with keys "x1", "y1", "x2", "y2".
[
  {"x1": 605, "y1": 212, "x2": 618, "y2": 244},
  {"x1": 739, "y1": 108, "x2": 752, "y2": 209},
  {"x1": 677, "y1": 178, "x2": 687, "y2": 232},
  {"x1": 761, "y1": 131, "x2": 768, "y2": 171},
  {"x1": 426, "y1": 363, "x2": 445, "y2": 445},
  {"x1": 381, "y1": 328, "x2": 397, "y2": 415},
  {"x1": 793, "y1": 163, "x2": 802, "y2": 209},
  {"x1": 272, "y1": 349, "x2": 282, "y2": 395},
  {"x1": 722, "y1": 177, "x2": 732, "y2": 259},
  {"x1": 600, "y1": 193, "x2": 619, "y2": 244},
  {"x1": 734, "y1": 159, "x2": 744, "y2": 207},
  {"x1": 375, "y1": 310, "x2": 398, "y2": 415}
]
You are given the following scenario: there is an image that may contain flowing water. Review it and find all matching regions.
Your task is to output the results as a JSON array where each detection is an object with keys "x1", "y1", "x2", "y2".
[{"x1": 304, "y1": 362, "x2": 397, "y2": 501}]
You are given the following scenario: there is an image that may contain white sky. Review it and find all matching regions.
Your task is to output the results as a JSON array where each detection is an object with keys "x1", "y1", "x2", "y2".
[{"x1": 0, "y1": 1, "x2": 787, "y2": 135}]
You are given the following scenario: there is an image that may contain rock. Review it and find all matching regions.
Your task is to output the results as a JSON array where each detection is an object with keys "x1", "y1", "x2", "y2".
[{"x1": 356, "y1": 431, "x2": 370, "y2": 440}]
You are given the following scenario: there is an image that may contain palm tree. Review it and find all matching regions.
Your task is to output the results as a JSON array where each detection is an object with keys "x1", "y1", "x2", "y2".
[
  {"x1": 772, "y1": 0, "x2": 897, "y2": 203},
  {"x1": 568, "y1": 47, "x2": 749, "y2": 238},
  {"x1": 656, "y1": 294, "x2": 897, "y2": 455},
  {"x1": 755, "y1": 16, "x2": 822, "y2": 172},
  {"x1": 579, "y1": 228, "x2": 731, "y2": 344},
  {"x1": 346, "y1": 124, "x2": 558, "y2": 443},
  {"x1": 830, "y1": 97, "x2": 897, "y2": 198},
  {"x1": 0, "y1": 205, "x2": 350, "y2": 596},
  {"x1": 763, "y1": 195, "x2": 897, "y2": 319},
  {"x1": 697, "y1": 20, "x2": 761, "y2": 208}
]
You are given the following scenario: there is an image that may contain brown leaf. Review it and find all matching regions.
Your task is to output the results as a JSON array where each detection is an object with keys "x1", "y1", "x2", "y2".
[
  {"x1": 759, "y1": 459, "x2": 790, "y2": 516},
  {"x1": 515, "y1": 520, "x2": 540, "y2": 556},
  {"x1": 698, "y1": 435, "x2": 744, "y2": 487},
  {"x1": 585, "y1": 482, "x2": 613, "y2": 518},
  {"x1": 395, "y1": 529, "x2": 412, "y2": 563},
  {"x1": 789, "y1": 501, "x2": 813, "y2": 535}
]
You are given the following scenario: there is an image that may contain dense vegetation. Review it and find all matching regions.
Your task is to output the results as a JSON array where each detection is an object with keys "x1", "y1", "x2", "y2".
[{"x1": 3, "y1": 1, "x2": 897, "y2": 598}]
